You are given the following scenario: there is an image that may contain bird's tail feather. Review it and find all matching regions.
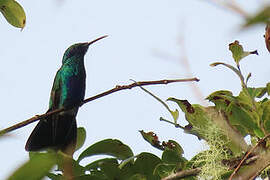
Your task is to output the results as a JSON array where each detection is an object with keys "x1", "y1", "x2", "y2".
[{"x1": 25, "y1": 114, "x2": 77, "y2": 154}]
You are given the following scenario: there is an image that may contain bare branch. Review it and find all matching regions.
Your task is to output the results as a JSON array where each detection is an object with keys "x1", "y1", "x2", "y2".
[
  {"x1": 0, "y1": 78, "x2": 199, "y2": 135},
  {"x1": 161, "y1": 168, "x2": 200, "y2": 180}
]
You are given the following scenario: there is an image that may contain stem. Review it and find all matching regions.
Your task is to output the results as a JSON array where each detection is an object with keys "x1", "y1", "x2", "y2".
[
  {"x1": 159, "y1": 117, "x2": 185, "y2": 129},
  {"x1": 237, "y1": 65, "x2": 257, "y2": 111}
]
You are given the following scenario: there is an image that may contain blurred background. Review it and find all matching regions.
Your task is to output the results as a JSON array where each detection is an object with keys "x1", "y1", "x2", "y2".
[{"x1": 0, "y1": 0, "x2": 269, "y2": 179}]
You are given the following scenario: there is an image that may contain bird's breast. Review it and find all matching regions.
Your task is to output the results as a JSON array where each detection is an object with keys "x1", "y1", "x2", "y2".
[{"x1": 60, "y1": 67, "x2": 86, "y2": 108}]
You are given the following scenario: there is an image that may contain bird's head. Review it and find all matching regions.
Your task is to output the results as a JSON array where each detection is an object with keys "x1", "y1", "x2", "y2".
[{"x1": 62, "y1": 35, "x2": 107, "y2": 64}]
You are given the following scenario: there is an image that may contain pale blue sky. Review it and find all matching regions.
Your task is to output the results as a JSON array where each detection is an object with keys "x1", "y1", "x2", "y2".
[{"x1": 0, "y1": 0, "x2": 269, "y2": 179}]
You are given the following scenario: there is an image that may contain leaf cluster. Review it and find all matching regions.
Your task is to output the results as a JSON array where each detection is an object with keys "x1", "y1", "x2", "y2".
[{"x1": 8, "y1": 131, "x2": 190, "y2": 180}]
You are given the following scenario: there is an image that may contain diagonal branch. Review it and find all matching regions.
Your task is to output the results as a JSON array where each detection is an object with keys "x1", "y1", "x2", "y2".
[
  {"x1": 206, "y1": 0, "x2": 249, "y2": 18},
  {"x1": 0, "y1": 78, "x2": 199, "y2": 135}
]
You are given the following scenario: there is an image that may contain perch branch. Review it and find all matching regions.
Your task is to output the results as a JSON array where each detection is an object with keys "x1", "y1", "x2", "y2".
[
  {"x1": 229, "y1": 133, "x2": 270, "y2": 180},
  {"x1": 0, "y1": 78, "x2": 199, "y2": 135}
]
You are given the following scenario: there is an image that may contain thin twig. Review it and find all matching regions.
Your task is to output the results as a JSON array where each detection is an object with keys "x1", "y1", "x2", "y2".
[
  {"x1": 177, "y1": 25, "x2": 207, "y2": 105},
  {"x1": 134, "y1": 81, "x2": 179, "y2": 123},
  {"x1": 161, "y1": 168, "x2": 201, "y2": 180},
  {"x1": 153, "y1": 24, "x2": 206, "y2": 105},
  {"x1": 229, "y1": 134, "x2": 270, "y2": 180},
  {"x1": 159, "y1": 117, "x2": 185, "y2": 130},
  {"x1": 0, "y1": 78, "x2": 199, "y2": 135},
  {"x1": 206, "y1": 0, "x2": 249, "y2": 18}
]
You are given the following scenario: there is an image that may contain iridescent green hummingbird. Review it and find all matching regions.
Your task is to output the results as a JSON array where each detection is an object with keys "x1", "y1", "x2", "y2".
[{"x1": 25, "y1": 35, "x2": 107, "y2": 154}]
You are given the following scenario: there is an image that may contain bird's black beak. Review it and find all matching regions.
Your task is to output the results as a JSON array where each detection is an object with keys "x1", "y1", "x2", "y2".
[{"x1": 87, "y1": 35, "x2": 108, "y2": 46}]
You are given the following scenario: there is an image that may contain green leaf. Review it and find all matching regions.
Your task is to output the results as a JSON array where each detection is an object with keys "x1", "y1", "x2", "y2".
[
  {"x1": 186, "y1": 151, "x2": 207, "y2": 169},
  {"x1": 153, "y1": 163, "x2": 176, "y2": 178},
  {"x1": 74, "y1": 175, "x2": 107, "y2": 180},
  {"x1": 167, "y1": 98, "x2": 209, "y2": 131},
  {"x1": 8, "y1": 152, "x2": 57, "y2": 180},
  {"x1": 119, "y1": 160, "x2": 137, "y2": 179},
  {"x1": 78, "y1": 139, "x2": 133, "y2": 162},
  {"x1": 261, "y1": 100, "x2": 270, "y2": 134},
  {"x1": 227, "y1": 103, "x2": 264, "y2": 138},
  {"x1": 85, "y1": 158, "x2": 118, "y2": 171},
  {"x1": 163, "y1": 140, "x2": 184, "y2": 156},
  {"x1": 139, "y1": 130, "x2": 164, "y2": 150},
  {"x1": 162, "y1": 149, "x2": 186, "y2": 167},
  {"x1": 154, "y1": 163, "x2": 176, "y2": 178},
  {"x1": 267, "y1": 83, "x2": 270, "y2": 96},
  {"x1": 133, "y1": 152, "x2": 161, "y2": 180},
  {"x1": 75, "y1": 127, "x2": 86, "y2": 151},
  {"x1": 244, "y1": 6, "x2": 270, "y2": 27},
  {"x1": 246, "y1": 87, "x2": 267, "y2": 99},
  {"x1": 254, "y1": 128, "x2": 265, "y2": 138},
  {"x1": 228, "y1": 40, "x2": 258, "y2": 65},
  {"x1": 206, "y1": 90, "x2": 235, "y2": 110},
  {"x1": 119, "y1": 155, "x2": 137, "y2": 169},
  {"x1": 99, "y1": 159, "x2": 121, "y2": 179},
  {"x1": 128, "y1": 174, "x2": 147, "y2": 180},
  {"x1": 85, "y1": 158, "x2": 122, "y2": 179},
  {"x1": 0, "y1": 0, "x2": 26, "y2": 29},
  {"x1": 237, "y1": 88, "x2": 259, "y2": 113}
]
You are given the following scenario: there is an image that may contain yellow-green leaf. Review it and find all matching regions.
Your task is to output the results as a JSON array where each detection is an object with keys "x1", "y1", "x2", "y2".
[
  {"x1": 267, "y1": 83, "x2": 270, "y2": 96},
  {"x1": 8, "y1": 152, "x2": 57, "y2": 180},
  {"x1": 0, "y1": 0, "x2": 26, "y2": 29},
  {"x1": 229, "y1": 40, "x2": 258, "y2": 65},
  {"x1": 139, "y1": 130, "x2": 164, "y2": 150},
  {"x1": 75, "y1": 127, "x2": 86, "y2": 151}
]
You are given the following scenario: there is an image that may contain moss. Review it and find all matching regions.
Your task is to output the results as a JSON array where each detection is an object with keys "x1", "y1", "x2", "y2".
[{"x1": 191, "y1": 124, "x2": 231, "y2": 180}]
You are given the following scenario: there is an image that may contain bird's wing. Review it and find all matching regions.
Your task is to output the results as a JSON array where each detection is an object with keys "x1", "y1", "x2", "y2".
[
  {"x1": 49, "y1": 69, "x2": 62, "y2": 110},
  {"x1": 48, "y1": 69, "x2": 64, "y2": 144}
]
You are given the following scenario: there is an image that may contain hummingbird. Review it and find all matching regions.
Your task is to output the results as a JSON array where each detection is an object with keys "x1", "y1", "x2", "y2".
[{"x1": 25, "y1": 35, "x2": 107, "y2": 154}]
